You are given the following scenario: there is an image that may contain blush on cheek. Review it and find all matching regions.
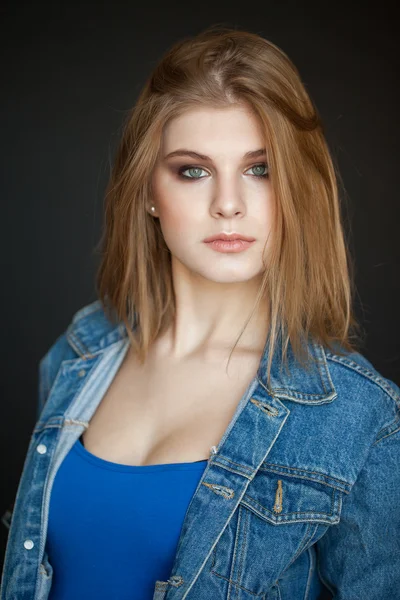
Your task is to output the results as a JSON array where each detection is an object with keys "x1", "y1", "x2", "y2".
[{"x1": 159, "y1": 208, "x2": 191, "y2": 241}]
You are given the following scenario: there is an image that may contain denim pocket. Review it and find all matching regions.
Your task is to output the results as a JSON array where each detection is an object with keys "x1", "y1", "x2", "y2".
[
  {"x1": 242, "y1": 469, "x2": 344, "y2": 526},
  {"x1": 210, "y1": 469, "x2": 345, "y2": 596}
]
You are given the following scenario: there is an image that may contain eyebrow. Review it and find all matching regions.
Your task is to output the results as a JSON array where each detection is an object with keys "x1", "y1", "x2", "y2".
[{"x1": 163, "y1": 148, "x2": 267, "y2": 161}]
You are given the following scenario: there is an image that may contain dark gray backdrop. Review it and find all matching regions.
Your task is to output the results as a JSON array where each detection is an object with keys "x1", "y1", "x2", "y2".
[{"x1": 1, "y1": 0, "x2": 398, "y2": 568}]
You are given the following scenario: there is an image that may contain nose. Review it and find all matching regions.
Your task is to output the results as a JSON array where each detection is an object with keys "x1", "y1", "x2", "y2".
[{"x1": 209, "y1": 176, "x2": 246, "y2": 219}]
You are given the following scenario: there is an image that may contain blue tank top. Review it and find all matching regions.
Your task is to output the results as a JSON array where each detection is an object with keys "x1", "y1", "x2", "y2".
[{"x1": 46, "y1": 436, "x2": 208, "y2": 599}]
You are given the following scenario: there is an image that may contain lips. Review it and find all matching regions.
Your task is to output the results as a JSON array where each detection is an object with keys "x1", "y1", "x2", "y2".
[{"x1": 203, "y1": 233, "x2": 256, "y2": 242}]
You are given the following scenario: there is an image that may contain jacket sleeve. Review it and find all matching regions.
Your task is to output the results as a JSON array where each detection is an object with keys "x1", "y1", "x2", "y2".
[
  {"x1": 37, "y1": 331, "x2": 74, "y2": 420},
  {"x1": 0, "y1": 333, "x2": 73, "y2": 532},
  {"x1": 1, "y1": 328, "x2": 78, "y2": 533},
  {"x1": 316, "y1": 424, "x2": 400, "y2": 599}
]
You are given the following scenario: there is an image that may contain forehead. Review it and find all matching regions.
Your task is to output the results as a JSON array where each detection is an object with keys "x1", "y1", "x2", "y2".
[{"x1": 161, "y1": 105, "x2": 266, "y2": 155}]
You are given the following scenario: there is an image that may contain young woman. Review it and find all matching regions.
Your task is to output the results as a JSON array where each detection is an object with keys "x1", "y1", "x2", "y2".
[{"x1": 1, "y1": 26, "x2": 399, "y2": 600}]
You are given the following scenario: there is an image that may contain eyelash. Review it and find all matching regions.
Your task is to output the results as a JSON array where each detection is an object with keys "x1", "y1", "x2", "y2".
[{"x1": 177, "y1": 163, "x2": 269, "y2": 180}]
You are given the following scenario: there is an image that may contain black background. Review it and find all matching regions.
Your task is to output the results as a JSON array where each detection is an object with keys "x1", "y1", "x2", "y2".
[{"x1": 1, "y1": 0, "x2": 398, "y2": 572}]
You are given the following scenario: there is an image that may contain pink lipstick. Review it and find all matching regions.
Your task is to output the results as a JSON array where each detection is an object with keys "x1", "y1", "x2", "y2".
[{"x1": 203, "y1": 232, "x2": 255, "y2": 253}]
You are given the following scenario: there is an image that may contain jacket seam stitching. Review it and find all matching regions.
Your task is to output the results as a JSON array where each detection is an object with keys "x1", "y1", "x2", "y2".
[
  {"x1": 373, "y1": 420, "x2": 400, "y2": 445},
  {"x1": 325, "y1": 353, "x2": 400, "y2": 408},
  {"x1": 260, "y1": 463, "x2": 349, "y2": 489}
]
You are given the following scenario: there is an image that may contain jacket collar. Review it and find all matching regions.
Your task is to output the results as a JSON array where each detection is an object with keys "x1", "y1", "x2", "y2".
[{"x1": 66, "y1": 300, "x2": 337, "y2": 405}]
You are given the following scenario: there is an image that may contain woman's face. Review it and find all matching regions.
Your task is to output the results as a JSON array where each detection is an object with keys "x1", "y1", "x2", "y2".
[{"x1": 150, "y1": 104, "x2": 275, "y2": 284}]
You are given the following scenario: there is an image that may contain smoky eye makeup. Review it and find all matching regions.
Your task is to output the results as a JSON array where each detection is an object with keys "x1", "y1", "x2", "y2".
[
  {"x1": 177, "y1": 165, "x2": 207, "y2": 179},
  {"x1": 174, "y1": 162, "x2": 269, "y2": 180}
]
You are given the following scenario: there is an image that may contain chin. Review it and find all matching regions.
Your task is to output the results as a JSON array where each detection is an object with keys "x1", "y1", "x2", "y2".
[{"x1": 191, "y1": 265, "x2": 263, "y2": 284}]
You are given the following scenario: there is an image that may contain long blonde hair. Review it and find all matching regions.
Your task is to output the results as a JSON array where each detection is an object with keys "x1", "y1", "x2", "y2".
[{"x1": 95, "y1": 25, "x2": 364, "y2": 389}]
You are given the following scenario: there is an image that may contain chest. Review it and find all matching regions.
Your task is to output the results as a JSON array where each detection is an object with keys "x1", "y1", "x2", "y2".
[{"x1": 81, "y1": 344, "x2": 263, "y2": 466}]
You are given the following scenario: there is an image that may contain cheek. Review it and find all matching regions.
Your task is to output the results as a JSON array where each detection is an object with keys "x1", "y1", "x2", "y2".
[
  {"x1": 154, "y1": 184, "x2": 203, "y2": 239},
  {"x1": 256, "y1": 189, "x2": 275, "y2": 227},
  {"x1": 157, "y1": 197, "x2": 203, "y2": 247},
  {"x1": 161, "y1": 211, "x2": 189, "y2": 241}
]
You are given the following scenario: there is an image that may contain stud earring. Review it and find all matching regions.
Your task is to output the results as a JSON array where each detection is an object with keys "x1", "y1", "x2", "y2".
[{"x1": 150, "y1": 206, "x2": 155, "y2": 213}]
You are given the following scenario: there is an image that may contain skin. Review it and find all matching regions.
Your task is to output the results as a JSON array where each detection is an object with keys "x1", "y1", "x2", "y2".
[
  {"x1": 148, "y1": 103, "x2": 275, "y2": 364},
  {"x1": 81, "y1": 104, "x2": 277, "y2": 465}
]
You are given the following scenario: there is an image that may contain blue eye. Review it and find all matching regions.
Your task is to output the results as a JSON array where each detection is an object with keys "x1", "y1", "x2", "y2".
[
  {"x1": 178, "y1": 166, "x2": 208, "y2": 179},
  {"x1": 246, "y1": 163, "x2": 269, "y2": 178},
  {"x1": 177, "y1": 162, "x2": 269, "y2": 180}
]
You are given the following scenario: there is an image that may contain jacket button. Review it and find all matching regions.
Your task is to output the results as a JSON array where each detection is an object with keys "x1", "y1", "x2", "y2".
[
  {"x1": 78, "y1": 369, "x2": 86, "y2": 378},
  {"x1": 24, "y1": 539, "x2": 34, "y2": 550},
  {"x1": 36, "y1": 444, "x2": 47, "y2": 455}
]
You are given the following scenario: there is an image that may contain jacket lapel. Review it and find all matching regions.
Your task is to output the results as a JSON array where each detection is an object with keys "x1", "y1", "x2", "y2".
[{"x1": 165, "y1": 380, "x2": 291, "y2": 598}]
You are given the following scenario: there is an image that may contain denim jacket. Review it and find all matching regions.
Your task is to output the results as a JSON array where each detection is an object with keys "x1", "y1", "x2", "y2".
[{"x1": 1, "y1": 299, "x2": 400, "y2": 600}]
